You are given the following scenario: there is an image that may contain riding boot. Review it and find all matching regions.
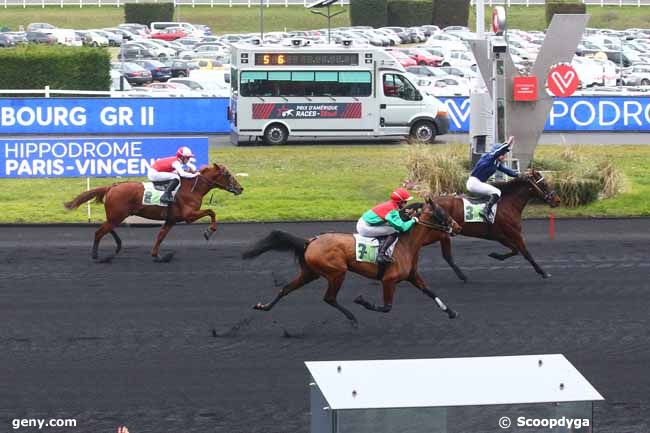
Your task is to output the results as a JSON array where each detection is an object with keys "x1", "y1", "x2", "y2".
[
  {"x1": 377, "y1": 233, "x2": 398, "y2": 264},
  {"x1": 160, "y1": 178, "x2": 180, "y2": 204},
  {"x1": 480, "y1": 194, "x2": 500, "y2": 222}
]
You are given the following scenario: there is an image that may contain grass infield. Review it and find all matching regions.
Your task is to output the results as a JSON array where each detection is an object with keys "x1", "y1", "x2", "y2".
[
  {"x1": 1, "y1": 5, "x2": 650, "y2": 33},
  {"x1": 0, "y1": 144, "x2": 648, "y2": 224}
]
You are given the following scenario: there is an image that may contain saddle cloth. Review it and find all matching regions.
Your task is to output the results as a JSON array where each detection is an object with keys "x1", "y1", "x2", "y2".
[
  {"x1": 353, "y1": 234, "x2": 398, "y2": 263},
  {"x1": 142, "y1": 182, "x2": 180, "y2": 207},
  {"x1": 462, "y1": 198, "x2": 497, "y2": 224}
]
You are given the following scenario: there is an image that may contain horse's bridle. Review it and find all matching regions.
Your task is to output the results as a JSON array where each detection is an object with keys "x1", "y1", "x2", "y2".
[
  {"x1": 417, "y1": 218, "x2": 455, "y2": 234},
  {"x1": 527, "y1": 173, "x2": 557, "y2": 204},
  {"x1": 191, "y1": 173, "x2": 231, "y2": 193}
]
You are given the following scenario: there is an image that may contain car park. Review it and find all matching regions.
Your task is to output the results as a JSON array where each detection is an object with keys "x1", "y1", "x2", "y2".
[
  {"x1": 25, "y1": 31, "x2": 56, "y2": 44},
  {"x1": 0, "y1": 34, "x2": 16, "y2": 47},
  {"x1": 151, "y1": 27, "x2": 188, "y2": 41},
  {"x1": 111, "y1": 61, "x2": 153, "y2": 86},
  {"x1": 165, "y1": 59, "x2": 199, "y2": 77}
]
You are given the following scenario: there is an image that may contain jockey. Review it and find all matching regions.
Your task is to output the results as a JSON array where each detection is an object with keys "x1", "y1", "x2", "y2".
[
  {"x1": 148, "y1": 146, "x2": 199, "y2": 204},
  {"x1": 467, "y1": 136, "x2": 518, "y2": 222},
  {"x1": 356, "y1": 188, "x2": 418, "y2": 264}
]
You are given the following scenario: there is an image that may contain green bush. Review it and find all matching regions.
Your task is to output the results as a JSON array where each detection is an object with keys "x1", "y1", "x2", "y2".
[
  {"x1": 0, "y1": 45, "x2": 110, "y2": 91},
  {"x1": 124, "y1": 2, "x2": 175, "y2": 27},
  {"x1": 545, "y1": 0, "x2": 586, "y2": 26},
  {"x1": 350, "y1": 0, "x2": 388, "y2": 27},
  {"x1": 432, "y1": 0, "x2": 470, "y2": 28},
  {"x1": 387, "y1": 0, "x2": 433, "y2": 27},
  {"x1": 406, "y1": 144, "x2": 468, "y2": 196}
]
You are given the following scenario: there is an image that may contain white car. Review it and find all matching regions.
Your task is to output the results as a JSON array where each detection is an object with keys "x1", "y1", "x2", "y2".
[
  {"x1": 447, "y1": 50, "x2": 476, "y2": 69},
  {"x1": 572, "y1": 56, "x2": 604, "y2": 88}
]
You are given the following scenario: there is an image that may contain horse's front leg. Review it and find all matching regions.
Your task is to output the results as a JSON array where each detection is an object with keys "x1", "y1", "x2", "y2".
[
  {"x1": 183, "y1": 208, "x2": 217, "y2": 240},
  {"x1": 513, "y1": 236, "x2": 551, "y2": 279},
  {"x1": 151, "y1": 222, "x2": 175, "y2": 262},
  {"x1": 440, "y1": 235, "x2": 468, "y2": 282},
  {"x1": 408, "y1": 271, "x2": 457, "y2": 319}
]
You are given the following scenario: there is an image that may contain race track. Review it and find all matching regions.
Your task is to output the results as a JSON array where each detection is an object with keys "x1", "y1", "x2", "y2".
[{"x1": 0, "y1": 219, "x2": 648, "y2": 433}]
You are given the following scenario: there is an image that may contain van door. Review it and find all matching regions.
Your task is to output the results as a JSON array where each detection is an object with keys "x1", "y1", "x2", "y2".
[{"x1": 378, "y1": 72, "x2": 423, "y2": 133}]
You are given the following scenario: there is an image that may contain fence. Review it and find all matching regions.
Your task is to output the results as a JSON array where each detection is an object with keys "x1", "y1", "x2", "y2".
[{"x1": 2, "y1": 0, "x2": 348, "y2": 7}]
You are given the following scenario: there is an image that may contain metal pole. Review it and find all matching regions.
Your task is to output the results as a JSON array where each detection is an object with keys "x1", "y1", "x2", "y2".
[
  {"x1": 476, "y1": 0, "x2": 484, "y2": 36},
  {"x1": 327, "y1": 3, "x2": 330, "y2": 44},
  {"x1": 619, "y1": 38, "x2": 623, "y2": 90},
  {"x1": 260, "y1": 0, "x2": 264, "y2": 43}
]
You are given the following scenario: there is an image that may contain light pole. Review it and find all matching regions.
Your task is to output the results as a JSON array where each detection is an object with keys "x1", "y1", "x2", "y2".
[
  {"x1": 260, "y1": 0, "x2": 264, "y2": 43},
  {"x1": 307, "y1": 0, "x2": 344, "y2": 45}
]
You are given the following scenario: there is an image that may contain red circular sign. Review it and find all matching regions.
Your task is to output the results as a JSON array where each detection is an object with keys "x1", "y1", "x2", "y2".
[{"x1": 547, "y1": 63, "x2": 579, "y2": 97}]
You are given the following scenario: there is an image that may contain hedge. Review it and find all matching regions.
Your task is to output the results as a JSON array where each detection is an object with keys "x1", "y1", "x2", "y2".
[
  {"x1": 387, "y1": 0, "x2": 433, "y2": 27},
  {"x1": 0, "y1": 45, "x2": 111, "y2": 91},
  {"x1": 432, "y1": 0, "x2": 470, "y2": 28},
  {"x1": 349, "y1": 0, "x2": 388, "y2": 27},
  {"x1": 545, "y1": 0, "x2": 586, "y2": 26},
  {"x1": 124, "y1": 3, "x2": 175, "y2": 27}
]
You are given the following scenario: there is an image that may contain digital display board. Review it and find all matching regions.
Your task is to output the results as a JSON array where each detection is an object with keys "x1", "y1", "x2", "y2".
[{"x1": 254, "y1": 53, "x2": 359, "y2": 66}]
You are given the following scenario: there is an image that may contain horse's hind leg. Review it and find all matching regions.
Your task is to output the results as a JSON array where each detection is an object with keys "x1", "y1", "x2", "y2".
[
  {"x1": 440, "y1": 235, "x2": 468, "y2": 282},
  {"x1": 514, "y1": 236, "x2": 551, "y2": 279},
  {"x1": 354, "y1": 280, "x2": 395, "y2": 313},
  {"x1": 408, "y1": 271, "x2": 458, "y2": 319},
  {"x1": 323, "y1": 274, "x2": 358, "y2": 327},
  {"x1": 253, "y1": 267, "x2": 319, "y2": 311},
  {"x1": 93, "y1": 222, "x2": 116, "y2": 263},
  {"x1": 488, "y1": 238, "x2": 519, "y2": 261},
  {"x1": 110, "y1": 230, "x2": 122, "y2": 255}
]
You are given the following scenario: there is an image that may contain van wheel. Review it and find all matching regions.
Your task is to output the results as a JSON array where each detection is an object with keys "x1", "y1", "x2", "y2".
[
  {"x1": 177, "y1": 72, "x2": 187, "y2": 78},
  {"x1": 642, "y1": 79, "x2": 650, "y2": 86},
  {"x1": 263, "y1": 124, "x2": 288, "y2": 146},
  {"x1": 410, "y1": 120, "x2": 437, "y2": 144}
]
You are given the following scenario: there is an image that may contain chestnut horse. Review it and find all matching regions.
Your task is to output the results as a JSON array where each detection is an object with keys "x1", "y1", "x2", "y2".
[
  {"x1": 242, "y1": 199, "x2": 462, "y2": 326},
  {"x1": 415, "y1": 169, "x2": 559, "y2": 281},
  {"x1": 64, "y1": 163, "x2": 243, "y2": 262}
]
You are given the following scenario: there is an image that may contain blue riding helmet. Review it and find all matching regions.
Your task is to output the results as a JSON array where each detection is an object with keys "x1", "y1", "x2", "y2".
[{"x1": 491, "y1": 142, "x2": 512, "y2": 157}]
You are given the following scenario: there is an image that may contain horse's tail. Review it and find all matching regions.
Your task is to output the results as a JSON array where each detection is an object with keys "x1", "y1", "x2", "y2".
[
  {"x1": 242, "y1": 230, "x2": 308, "y2": 263},
  {"x1": 64, "y1": 186, "x2": 111, "y2": 210}
]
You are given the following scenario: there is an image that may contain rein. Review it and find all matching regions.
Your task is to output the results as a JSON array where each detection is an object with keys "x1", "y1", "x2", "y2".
[
  {"x1": 527, "y1": 174, "x2": 556, "y2": 203},
  {"x1": 192, "y1": 174, "x2": 223, "y2": 193},
  {"x1": 417, "y1": 218, "x2": 453, "y2": 234}
]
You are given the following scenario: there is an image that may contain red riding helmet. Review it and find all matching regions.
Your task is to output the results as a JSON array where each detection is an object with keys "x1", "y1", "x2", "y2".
[
  {"x1": 176, "y1": 146, "x2": 194, "y2": 160},
  {"x1": 390, "y1": 188, "x2": 413, "y2": 202}
]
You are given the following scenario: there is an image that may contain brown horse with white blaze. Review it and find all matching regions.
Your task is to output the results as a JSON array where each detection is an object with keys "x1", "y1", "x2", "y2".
[
  {"x1": 417, "y1": 169, "x2": 560, "y2": 281},
  {"x1": 64, "y1": 163, "x2": 243, "y2": 262},
  {"x1": 242, "y1": 199, "x2": 462, "y2": 326}
]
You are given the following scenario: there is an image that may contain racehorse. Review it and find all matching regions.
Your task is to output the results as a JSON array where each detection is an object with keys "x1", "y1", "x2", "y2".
[
  {"x1": 242, "y1": 199, "x2": 462, "y2": 326},
  {"x1": 64, "y1": 163, "x2": 243, "y2": 262},
  {"x1": 415, "y1": 169, "x2": 559, "y2": 281}
]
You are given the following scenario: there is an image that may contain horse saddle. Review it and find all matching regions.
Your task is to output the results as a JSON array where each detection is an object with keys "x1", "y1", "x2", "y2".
[
  {"x1": 142, "y1": 182, "x2": 180, "y2": 207},
  {"x1": 463, "y1": 194, "x2": 491, "y2": 205},
  {"x1": 353, "y1": 234, "x2": 397, "y2": 264},
  {"x1": 152, "y1": 180, "x2": 174, "y2": 191}
]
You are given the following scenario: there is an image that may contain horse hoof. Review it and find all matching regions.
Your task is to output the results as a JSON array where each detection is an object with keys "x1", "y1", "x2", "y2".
[
  {"x1": 447, "y1": 309, "x2": 458, "y2": 319},
  {"x1": 203, "y1": 230, "x2": 211, "y2": 241},
  {"x1": 253, "y1": 303, "x2": 268, "y2": 311},
  {"x1": 97, "y1": 255, "x2": 115, "y2": 264},
  {"x1": 542, "y1": 272, "x2": 552, "y2": 279},
  {"x1": 153, "y1": 252, "x2": 174, "y2": 263},
  {"x1": 488, "y1": 253, "x2": 503, "y2": 261},
  {"x1": 349, "y1": 319, "x2": 359, "y2": 329},
  {"x1": 353, "y1": 295, "x2": 365, "y2": 305}
]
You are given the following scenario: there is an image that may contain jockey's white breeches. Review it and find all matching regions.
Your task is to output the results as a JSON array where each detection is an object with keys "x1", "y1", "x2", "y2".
[
  {"x1": 356, "y1": 218, "x2": 397, "y2": 237},
  {"x1": 467, "y1": 176, "x2": 501, "y2": 197},
  {"x1": 147, "y1": 169, "x2": 179, "y2": 183}
]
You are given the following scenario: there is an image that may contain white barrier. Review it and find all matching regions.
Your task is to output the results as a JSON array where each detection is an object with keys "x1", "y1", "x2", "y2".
[
  {"x1": 471, "y1": 0, "x2": 650, "y2": 6},
  {"x1": 2, "y1": 0, "x2": 347, "y2": 7}
]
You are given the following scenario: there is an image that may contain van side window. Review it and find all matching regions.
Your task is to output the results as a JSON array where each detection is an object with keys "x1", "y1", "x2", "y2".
[{"x1": 383, "y1": 74, "x2": 418, "y2": 101}]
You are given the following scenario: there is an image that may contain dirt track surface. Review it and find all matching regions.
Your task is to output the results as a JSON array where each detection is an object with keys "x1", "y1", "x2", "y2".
[{"x1": 0, "y1": 219, "x2": 649, "y2": 433}]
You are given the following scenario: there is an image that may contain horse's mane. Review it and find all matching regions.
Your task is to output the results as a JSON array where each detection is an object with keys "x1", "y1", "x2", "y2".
[{"x1": 490, "y1": 176, "x2": 529, "y2": 194}]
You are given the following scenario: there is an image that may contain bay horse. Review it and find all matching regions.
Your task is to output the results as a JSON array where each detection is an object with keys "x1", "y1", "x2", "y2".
[
  {"x1": 64, "y1": 163, "x2": 243, "y2": 262},
  {"x1": 242, "y1": 199, "x2": 462, "y2": 326},
  {"x1": 416, "y1": 169, "x2": 559, "y2": 281}
]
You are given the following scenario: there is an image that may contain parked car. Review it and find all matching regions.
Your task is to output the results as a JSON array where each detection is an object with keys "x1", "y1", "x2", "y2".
[
  {"x1": 399, "y1": 48, "x2": 442, "y2": 66},
  {"x1": 92, "y1": 29, "x2": 122, "y2": 46},
  {"x1": 406, "y1": 65, "x2": 452, "y2": 79},
  {"x1": 151, "y1": 27, "x2": 188, "y2": 41},
  {"x1": 112, "y1": 61, "x2": 153, "y2": 86},
  {"x1": 623, "y1": 63, "x2": 650, "y2": 86},
  {"x1": 104, "y1": 27, "x2": 135, "y2": 42},
  {"x1": 165, "y1": 59, "x2": 199, "y2": 77},
  {"x1": 133, "y1": 59, "x2": 173, "y2": 82},
  {"x1": 26, "y1": 31, "x2": 56, "y2": 44},
  {"x1": 0, "y1": 34, "x2": 16, "y2": 47},
  {"x1": 5, "y1": 32, "x2": 27, "y2": 45},
  {"x1": 27, "y1": 22, "x2": 56, "y2": 32},
  {"x1": 388, "y1": 50, "x2": 417, "y2": 68},
  {"x1": 119, "y1": 43, "x2": 156, "y2": 60}
]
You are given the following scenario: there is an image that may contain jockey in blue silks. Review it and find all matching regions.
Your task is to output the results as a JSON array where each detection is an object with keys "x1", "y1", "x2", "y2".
[{"x1": 466, "y1": 136, "x2": 519, "y2": 222}]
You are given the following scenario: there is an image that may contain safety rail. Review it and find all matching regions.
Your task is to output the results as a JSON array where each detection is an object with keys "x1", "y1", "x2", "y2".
[
  {"x1": 0, "y1": 87, "x2": 113, "y2": 96},
  {"x1": 2, "y1": 0, "x2": 348, "y2": 7}
]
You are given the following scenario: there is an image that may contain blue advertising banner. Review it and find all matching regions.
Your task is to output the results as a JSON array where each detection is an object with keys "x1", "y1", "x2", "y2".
[
  {"x1": 441, "y1": 96, "x2": 650, "y2": 133},
  {"x1": 1, "y1": 136, "x2": 208, "y2": 178},
  {"x1": 0, "y1": 98, "x2": 229, "y2": 134}
]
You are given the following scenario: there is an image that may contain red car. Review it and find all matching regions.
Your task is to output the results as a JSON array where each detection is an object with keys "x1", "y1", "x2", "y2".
[
  {"x1": 150, "y1": 27, "x2": 188, "y2": 41},
  {"x1": 388, "y1": 50, "x2": 417, "y2": 68},
  {"x1": 400, "y1": 48, "x2": 442, "y2": 66}
]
